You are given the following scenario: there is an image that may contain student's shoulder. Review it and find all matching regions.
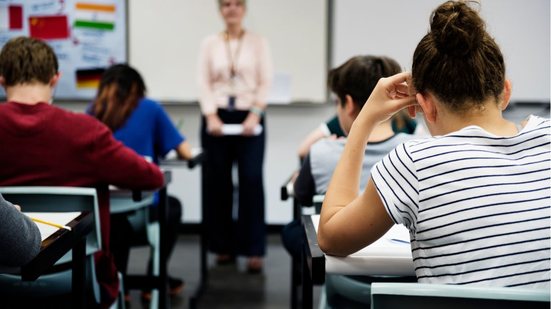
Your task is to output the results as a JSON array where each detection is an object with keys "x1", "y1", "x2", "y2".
[
  {"x1": 138, "y1": 97, "x2": 163, "y2": 111},
  {"x1": 310, "y1": 138, "x2": 346, "y2": 157},
  {"x1": 51, "y1": 105, "x2": 101, "y2": 125}
]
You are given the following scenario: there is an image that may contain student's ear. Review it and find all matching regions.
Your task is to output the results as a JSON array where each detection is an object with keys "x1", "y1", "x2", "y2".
[
  {"x1": 50, "y1": 72, "x2": 62, "y2": 87},
  {"x1": 500, "y1": 79, "x2": 512, "y2": 111},
  {"x1": 0, "y1": 76, "x2": 5, "y2": 87},
  {"x1": 416, "y1": 92, "x2": 437, "y2": 124},
  {"x1": 344, "y1": 94, "x2": 357, "y2": 116}
]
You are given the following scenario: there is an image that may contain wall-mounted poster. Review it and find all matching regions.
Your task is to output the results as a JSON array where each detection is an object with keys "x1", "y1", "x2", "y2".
[{"x1": 0, "y1": 0, "x2": 126, "y2": 101}]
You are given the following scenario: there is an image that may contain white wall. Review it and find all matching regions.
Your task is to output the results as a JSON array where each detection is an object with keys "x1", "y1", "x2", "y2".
[{"x1": 333, "y1": 0, "x2": 550, "y2": 103}]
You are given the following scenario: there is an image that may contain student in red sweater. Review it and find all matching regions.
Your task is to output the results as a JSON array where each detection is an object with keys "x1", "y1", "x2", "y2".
[{"x1": 0, "y1": 36, "x2": 164, "y2": 307}]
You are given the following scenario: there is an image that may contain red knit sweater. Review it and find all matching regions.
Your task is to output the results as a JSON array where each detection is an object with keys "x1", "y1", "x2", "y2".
[{"x1": 0, "y1": 101, "x2": 164, "y2": 305}]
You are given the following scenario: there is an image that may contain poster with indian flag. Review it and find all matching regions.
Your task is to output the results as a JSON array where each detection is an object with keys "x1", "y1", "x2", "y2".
[
  {"x1": 0, "y1": 0, "x2": 126, "y2": 100},
  {"x1": 74, "y1": 2, "x2": 116, "y2": 31}
]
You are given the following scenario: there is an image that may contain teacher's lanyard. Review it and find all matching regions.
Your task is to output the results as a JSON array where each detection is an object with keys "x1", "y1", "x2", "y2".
[
  {"x1": 225, "y1": 30, "x2": 244, "y2": 80},
  {"x1": 224, "y1": 30, "x2": 244, "y2": 111}
]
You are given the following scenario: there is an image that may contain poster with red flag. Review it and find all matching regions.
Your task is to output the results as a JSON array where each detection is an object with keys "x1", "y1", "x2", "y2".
[
  {"x1": 28, "y1": 15, "x2": 70, "y2": 40},
  {"x1": 0, "y1": 4, "x2": 23, "y2": 31}
]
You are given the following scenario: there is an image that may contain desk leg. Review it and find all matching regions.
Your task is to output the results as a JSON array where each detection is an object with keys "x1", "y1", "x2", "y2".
[
  {"x1": 72, "y1": 237, "x2": 86, "y2": 309},
  {"x1": 189, "y1": 219, "x2": 208, "y2": 309},
  {"x1": 301, "y1": 244, "x2": 313, "y2": 309},
  {"x1": 158, "y1": 185, "x2": 169, "y2": 309}
]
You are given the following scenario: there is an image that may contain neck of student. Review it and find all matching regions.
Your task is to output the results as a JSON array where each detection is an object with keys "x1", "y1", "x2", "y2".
[
  {"x1": 367, "y1": 120, "x2": 395, "y2": 143},
  {"x1": 5, "y1": 84, "x2": 53, "y2": 105},
  {"x1": 438, "y1": 101, "x2": 517, "y2": 136},
  {"x1": 226, "y1": 24, "x2": 244, "y2": 39}
]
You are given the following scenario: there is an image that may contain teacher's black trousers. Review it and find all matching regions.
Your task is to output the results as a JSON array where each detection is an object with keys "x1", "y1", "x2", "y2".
[{"x1": 201, "y1": 109, "x2": 266, "y2": 257}]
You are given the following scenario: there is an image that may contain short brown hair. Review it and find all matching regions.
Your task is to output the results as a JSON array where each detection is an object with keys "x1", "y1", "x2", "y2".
[
  {"x1": 0, "y1": 36, "x2": 58, "y2": 86},
  {"x1": 328, "y1": 55, "x2": 401, "y2": 109},
  {"x1": 412, "y1": 1, "x2": 505, "y2": 113}
]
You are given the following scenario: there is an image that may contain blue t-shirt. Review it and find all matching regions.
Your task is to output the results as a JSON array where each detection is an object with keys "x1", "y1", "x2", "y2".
[{"x1": 113, "y1": 98, "x2": 185, "y2": 164}]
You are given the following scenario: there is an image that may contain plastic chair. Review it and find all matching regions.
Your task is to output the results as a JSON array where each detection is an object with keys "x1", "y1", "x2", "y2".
[
  {"x1": 0, "y1": 186, "x2": 125, "y2": 309},
  {"x1": 370, "y1": 282, "x2": 551, "y2": 309},
  {"x1": 110, "y1": 191, "x2": 160, "y2": 309}
]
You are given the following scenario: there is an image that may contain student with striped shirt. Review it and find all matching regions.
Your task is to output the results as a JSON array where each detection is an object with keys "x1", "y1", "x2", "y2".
[{"x1": 318, "y1": 0, "x2": 550, "y2": 289}]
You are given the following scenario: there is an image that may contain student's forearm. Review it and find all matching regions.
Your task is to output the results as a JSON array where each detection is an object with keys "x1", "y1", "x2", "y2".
[{"x1": 321, "y1": 117, "x2": 376, "y2": 221}]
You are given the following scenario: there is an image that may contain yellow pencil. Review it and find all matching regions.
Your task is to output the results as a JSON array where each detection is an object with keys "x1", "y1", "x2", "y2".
[{"x1": 30, "y1": 217, "x2": 72, "y2": 231}]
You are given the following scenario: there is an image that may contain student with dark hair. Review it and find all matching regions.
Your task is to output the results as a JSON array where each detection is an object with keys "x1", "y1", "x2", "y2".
[
  {"x1": 319, "y1": 0, "x2": 550, "y2": 288},
  {"x1": 282, "y1": 55, "x2": 412, "y2": 257},
  {"x1": 0, "y1": 194, "x2": 41, "y2": 267},
  {"x1": 89, "y1": 63, "x2": 191, "y2": 300},
  {"x1": 0, "y1": 36, "x2": 164, "y2": 306}
]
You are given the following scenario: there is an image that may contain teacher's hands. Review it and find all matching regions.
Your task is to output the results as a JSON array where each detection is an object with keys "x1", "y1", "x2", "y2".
[
  {"x1": 242, "y1": 112, "x2": 260, "y2": 136},
  {"x1": 206, "y1": 114, "x2": 224, "y2": 136}
]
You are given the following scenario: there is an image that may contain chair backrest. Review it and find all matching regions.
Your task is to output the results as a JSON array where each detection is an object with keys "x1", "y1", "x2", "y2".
[
  {"x1": 0, "y1": 186, "x2": 103, "y2": 303},
  {"x1": 370, "y1": 282, "x2": 551, "y2": 309},
  {"x1": 0, "y1": 186, "x2": 102, "y2": 258}
]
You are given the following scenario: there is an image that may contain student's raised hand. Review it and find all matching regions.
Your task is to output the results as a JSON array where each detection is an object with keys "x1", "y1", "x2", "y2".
[{"x1": 358, "y1": 72, "x2": 418, "y2": 126}]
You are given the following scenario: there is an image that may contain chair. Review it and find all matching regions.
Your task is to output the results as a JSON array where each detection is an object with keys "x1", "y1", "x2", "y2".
[
  {"x1": 0, "y1": 186, "x2": 124, "y2": 309},
  {"x1": 370, "y1": 282, "x2": 551, "y2": 309}
]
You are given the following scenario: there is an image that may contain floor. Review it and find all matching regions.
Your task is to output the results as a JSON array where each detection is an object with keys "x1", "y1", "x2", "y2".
[{"x1": 125, "y1": 234, "x2": 321, "y2": 309}]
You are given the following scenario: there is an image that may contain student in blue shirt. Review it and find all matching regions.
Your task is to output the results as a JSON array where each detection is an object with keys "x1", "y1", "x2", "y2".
[{"x1": 89, "y1": 64, "x2": 193, "y2": 300}]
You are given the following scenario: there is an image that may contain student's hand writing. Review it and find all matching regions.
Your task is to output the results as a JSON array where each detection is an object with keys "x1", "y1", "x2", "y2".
[
  {"x1": 13, "y1": 204, "x2": 21, "y2": 211},
  {"x1": 206, "y1": 114, "x2": 224, "y2": 136},
  {"x1": 242, "y1": 112, "x2": 260, "y2": 136},
  {"x1": 358, "y1": 72, "x2": 418, "y2": 126}
]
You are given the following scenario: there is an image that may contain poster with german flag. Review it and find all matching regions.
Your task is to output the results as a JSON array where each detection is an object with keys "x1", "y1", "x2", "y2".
[{"x1": 0, "y1": 0, "x2": 126, "y2": 100}]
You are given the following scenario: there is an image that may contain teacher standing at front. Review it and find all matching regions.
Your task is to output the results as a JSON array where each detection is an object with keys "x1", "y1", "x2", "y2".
[{"x1": 198, "y1": 0, "x2": 273, "y2": 273}]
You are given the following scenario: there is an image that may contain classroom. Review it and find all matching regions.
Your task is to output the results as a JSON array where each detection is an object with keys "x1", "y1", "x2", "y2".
[{"x1": 0, "y1": 0, "x2": 549, "y2": 308}]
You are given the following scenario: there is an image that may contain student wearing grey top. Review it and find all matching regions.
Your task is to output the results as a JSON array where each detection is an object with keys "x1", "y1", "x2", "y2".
[
  {"x1": 283, "y1": 55, "x2": 414, "y2": 256},
  {"x1": 0, "y1": 193, "x2": 41, "y2": 266}
]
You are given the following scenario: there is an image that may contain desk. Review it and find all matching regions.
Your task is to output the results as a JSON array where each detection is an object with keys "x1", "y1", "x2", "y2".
[
  {"x1": 0, "y1": 211, "x2": 93, "y2": 308},
  {"x1": 302, "y1": 214, "x2": 415, "y2": 309}
]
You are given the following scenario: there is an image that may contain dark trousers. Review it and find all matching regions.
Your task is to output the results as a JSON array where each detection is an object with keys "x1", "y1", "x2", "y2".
[
  {"x1": 110, "y1": 195, "x2": 182, "y2": 288},
  {"x1": 201, "y1": 109, "x2": 266, "y2": 256}
]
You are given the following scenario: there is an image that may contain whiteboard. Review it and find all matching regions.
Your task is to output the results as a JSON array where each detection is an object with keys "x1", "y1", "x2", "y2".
[
  {"x1": 0, "y1": 0, "x2": 127, "y2": 100},
  {"x1": 333, "y1": 0, "x2": 550, "y2": 104},
  {"x1": 128, "y1": 0, "x2": 328, "y2": 104}
]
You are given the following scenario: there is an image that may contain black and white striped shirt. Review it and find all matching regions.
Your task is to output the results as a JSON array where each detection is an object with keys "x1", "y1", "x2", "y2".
[{"x1": 371, "y1": 115, "x2": 550, "y2": 288}]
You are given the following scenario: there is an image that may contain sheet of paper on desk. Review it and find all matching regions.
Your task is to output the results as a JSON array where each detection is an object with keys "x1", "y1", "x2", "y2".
[{"x1": 24, "y1": 212, "x2": 81, "y2": 241}]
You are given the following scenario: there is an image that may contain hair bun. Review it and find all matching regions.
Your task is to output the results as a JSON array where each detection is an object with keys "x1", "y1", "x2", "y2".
[{"x1": 430, "y1": 1, "x2": 485, "y2": 57}]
